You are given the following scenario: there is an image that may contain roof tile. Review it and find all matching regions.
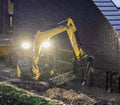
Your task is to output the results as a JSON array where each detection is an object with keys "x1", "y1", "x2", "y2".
[{"x1": 93, "y1": 0, "x2": 120, "y2": 34}]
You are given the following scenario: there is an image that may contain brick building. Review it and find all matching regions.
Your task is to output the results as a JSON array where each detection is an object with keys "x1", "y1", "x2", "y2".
[
  {"x1": 0, "y1": 0, "x2": 9, "y2": 33},
  {"x1": 0, "y1": 0, "x2": 14, "y2": 33}
]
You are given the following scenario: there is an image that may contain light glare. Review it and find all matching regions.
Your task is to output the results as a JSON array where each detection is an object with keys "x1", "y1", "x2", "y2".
[
  {"x1": 21, "y1": 42, "x2": 31, "y2": 49},
  {"x1": 42, "y1": 41, "x2": 50, "y2": 48}
]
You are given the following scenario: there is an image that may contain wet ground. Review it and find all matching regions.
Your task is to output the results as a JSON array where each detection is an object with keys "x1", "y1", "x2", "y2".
[
  {"x1": 0, "y1": 63, "x2": 120, "y2": 105},
  {"x1": 40, "y1": 79, "x2": 120, "y2": 105}
]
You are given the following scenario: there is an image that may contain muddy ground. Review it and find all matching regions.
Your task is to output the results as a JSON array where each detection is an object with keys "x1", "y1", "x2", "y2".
[
  {"x1": 42, "y1": 81, "x2": 120, "y2": 105},
  {"x1": 0, "y1": 63, "x2": 120, "y2": 105}
]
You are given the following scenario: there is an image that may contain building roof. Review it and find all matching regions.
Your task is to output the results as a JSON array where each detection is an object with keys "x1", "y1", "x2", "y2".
[{"x1": 93, "y1": 0, "x2": 120, "y2": 35}]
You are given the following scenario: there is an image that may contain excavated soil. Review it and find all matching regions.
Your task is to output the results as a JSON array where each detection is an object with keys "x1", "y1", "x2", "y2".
[{"x1": 40, "y1": 79, "x2": 120, "y2": 105}]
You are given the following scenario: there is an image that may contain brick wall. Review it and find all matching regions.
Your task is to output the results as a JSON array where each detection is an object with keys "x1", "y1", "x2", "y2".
[{"x1": 0, "y1": 0, "x2": 9, "y2": 33}]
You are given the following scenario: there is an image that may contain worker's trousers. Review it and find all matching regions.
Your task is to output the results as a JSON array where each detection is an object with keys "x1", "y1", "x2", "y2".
[{"x1": 84, "y1": 66, "x2": 94, "y2": 86}]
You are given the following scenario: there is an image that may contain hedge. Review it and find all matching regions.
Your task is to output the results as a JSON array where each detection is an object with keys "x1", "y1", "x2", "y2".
[{"x1": 0, "y1": 82, "x2": 56, "y2": 105}]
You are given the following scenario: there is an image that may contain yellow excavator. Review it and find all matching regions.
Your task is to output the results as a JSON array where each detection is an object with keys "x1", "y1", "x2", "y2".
[{"x1": 16, "y1": 18, "x2": 88, "y2": 87}]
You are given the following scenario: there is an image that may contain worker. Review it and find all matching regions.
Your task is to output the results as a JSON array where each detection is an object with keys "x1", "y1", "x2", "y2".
[{"x1": 82, "y1": 55, "x2": 95, "y2": 87}]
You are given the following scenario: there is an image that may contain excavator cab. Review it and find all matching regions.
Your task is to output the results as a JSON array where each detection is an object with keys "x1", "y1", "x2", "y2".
[{"x1": 17, "y1": 18, "x2": 86, "y2": 86}]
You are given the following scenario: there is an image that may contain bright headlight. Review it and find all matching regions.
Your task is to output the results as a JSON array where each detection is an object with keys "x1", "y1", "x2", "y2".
[
  {"x1": 42, "y1": 41, "x2": 50, "y2": 48},
  {"x1": 21, "y1": 42, "x2": 31, "y2": 49}
]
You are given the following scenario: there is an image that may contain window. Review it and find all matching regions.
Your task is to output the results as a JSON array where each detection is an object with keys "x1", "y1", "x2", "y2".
[
  {"x1": 9, "y1": 14, "x2": 13, "y2": 28},
  {"x1": 112, "y1": 0, "x2": 120, "y2": 8}
]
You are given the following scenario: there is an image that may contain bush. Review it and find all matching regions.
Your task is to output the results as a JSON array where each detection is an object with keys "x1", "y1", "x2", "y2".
[{"x1": 0, "y1": 82, "x2": 56, "y2": 105}]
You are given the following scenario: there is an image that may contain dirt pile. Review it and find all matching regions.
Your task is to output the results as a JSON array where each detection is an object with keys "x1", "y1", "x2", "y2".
[
  {"x1": 42, "y1": 85, "x2": 120, "y2": 105},
  {"x1": 43, "y1": 87, "x2": 96, "y2": 105}
]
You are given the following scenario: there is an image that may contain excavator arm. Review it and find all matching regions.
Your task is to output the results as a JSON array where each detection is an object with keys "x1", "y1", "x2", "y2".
[{"x1": 32, "y1": 18, "x2": 86, "y2": 80}]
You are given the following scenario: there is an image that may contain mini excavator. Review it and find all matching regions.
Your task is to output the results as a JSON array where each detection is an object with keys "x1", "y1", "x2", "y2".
[{"x1": 16, "y1": 18, "x2": 88, "y2": 88}]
